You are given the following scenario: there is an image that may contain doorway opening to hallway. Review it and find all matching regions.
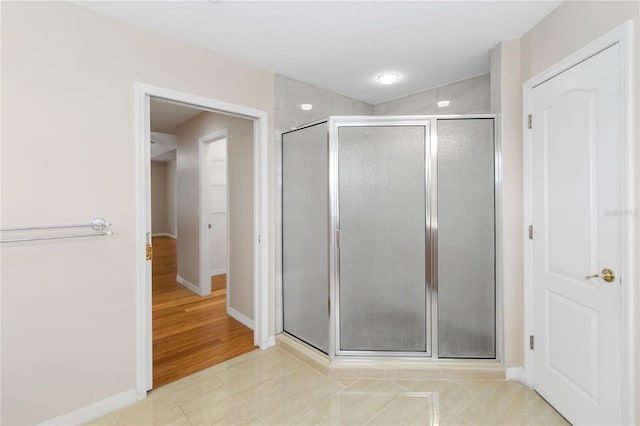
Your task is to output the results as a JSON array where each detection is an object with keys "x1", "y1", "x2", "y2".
[{"x1": 147, "y1": 97, "x2": 259, "y2": 388}]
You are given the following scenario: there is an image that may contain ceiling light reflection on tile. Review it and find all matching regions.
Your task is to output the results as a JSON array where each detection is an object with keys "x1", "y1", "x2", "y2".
[{"x1": 300, "y1": 104, "x2": 313, "y2": 111}]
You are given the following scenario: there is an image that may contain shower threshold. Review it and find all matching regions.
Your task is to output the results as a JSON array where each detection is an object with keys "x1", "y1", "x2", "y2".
[{"x1": 276, "y1": 334, "x2": 505, "y2": 381}]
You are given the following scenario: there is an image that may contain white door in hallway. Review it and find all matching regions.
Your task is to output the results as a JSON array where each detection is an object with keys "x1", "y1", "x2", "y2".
[
  {"x1": 207, "y1": 138, "x2": 228, "y2": 277},
  {"x1": 530, "y1": 43, "x2": 623, "y2": 425}
]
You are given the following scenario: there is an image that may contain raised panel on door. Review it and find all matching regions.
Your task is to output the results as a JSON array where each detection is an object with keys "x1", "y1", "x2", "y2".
[
  {"x1": 282, "y1": 122, "x2": 329, "y2": 353},
  {"x1": 337, "y1": 125, "x2": 428, "y2": 353},
  {"x1": 437, "y1": 118, "x2": 495, "y2": 358}
]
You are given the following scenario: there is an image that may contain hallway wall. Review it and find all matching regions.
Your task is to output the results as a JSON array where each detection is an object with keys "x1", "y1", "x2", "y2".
[
  {"x1": 151, "y1": 160, "x2": 177, "y2": 237},
  {"x1": 166, "y1": 159, "x2": 177, "y2": 237},
  {"x1": 0, "y1": 2, "x2": 274, "y2": 424},
  {"x1": 176, "y1": 111, "x2": 254, "y2": 319}
]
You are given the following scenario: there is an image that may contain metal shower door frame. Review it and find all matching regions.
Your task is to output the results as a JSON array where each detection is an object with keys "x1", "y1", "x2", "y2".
[
  {"x1": 429, "y1": 115, "x2": 499, "y2": 360},
  {"x1": 429, "y1": 115, "x2": 499, "y2": 361},
  {"x1": 281, "y1": 119, "x2": 331, "y2": 354},
  {"x1": 328, "y1": 116, "x2": 434, "y2": 359},
  {"x1": 434, "y1": 116, "x2": 498, "y2": 358},
  {"x1": 328, "y1": 115, "x2": 499, "y2": 361}
]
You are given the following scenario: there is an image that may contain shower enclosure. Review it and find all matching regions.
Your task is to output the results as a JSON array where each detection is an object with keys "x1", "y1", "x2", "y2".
[{"x1": 282, "y1": 116, "x2": 496, "y2": 359}]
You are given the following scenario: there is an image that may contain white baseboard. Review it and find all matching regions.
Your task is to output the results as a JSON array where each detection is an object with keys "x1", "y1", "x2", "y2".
[
  {"x1": 40, "y1": 389, "x2": 137, "y2": 425},
  {"x1": 176, "y1": 275, "x2": 201, "y2": 295},
  {"x1": 227, "y1": 306, "x2": 254, "y2": 330},
  {"x1": 506, "y1": 366, "x2": 524, "y2": 381},
  {"x1": 151, "y1": 233, "x2": 176, "y2": 238},
  {"x1": 209, "y1": 268, "x2": 227, "y2": 276}
]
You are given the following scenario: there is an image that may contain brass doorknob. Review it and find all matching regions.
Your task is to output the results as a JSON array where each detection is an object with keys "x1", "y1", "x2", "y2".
[{"x1": 585, "y1": 268, "x2": 615, "y2": 283}]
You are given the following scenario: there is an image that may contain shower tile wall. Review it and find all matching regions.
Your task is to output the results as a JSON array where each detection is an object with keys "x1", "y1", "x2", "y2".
[
  {"x1": 275, "y1": 75, "x2": 374, "y2": 135},
  {"x1": 373, "y1": 74, "x2": 490, "y2": 115},
  {"x1": 275, "y1": 73, "x2": 491, "y2": 133}
]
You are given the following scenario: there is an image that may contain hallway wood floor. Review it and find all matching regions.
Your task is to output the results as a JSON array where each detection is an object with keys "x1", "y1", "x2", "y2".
[{"x1": 152, "y1": 236, "x2": 256, "y2": 388}]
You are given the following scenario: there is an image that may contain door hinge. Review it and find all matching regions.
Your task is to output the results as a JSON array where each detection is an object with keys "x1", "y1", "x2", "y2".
[
  {"x1": 530, "y1": 335, "x2": 534, "y2": 350},
  {"x1": 328, "y1": 298, "x2": 331, "y2": 316},
  {"x1": 258, "y1": 234, "x2": 261, "y2": 244},
  {"x1": 528, "y1": 225, "x2": 533, "y2": 239},
  {"x1": 528, "y1": 114, "x2": 533, "y2": 129}
]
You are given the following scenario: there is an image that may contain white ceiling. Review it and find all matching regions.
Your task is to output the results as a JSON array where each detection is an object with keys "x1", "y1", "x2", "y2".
[
  {"x1": 79, "y1": 1, "x2": 561, "y2": 104},
  {"x1": 150, "y1": 131, "x2": 178, "y2": 161},
  {"x1": 150, "y1": 98, "x2": 204, "y2": 133}
]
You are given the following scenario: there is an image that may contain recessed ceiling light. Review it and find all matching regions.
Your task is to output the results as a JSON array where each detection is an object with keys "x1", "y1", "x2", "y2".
[
  {"x1": 377, "y1": 72, "x2": 399, "y2": 85},
  {"x1": 300, "y1": 103, "x2": 313, "y2": 111},
  {"x1": 437, "y1": 100, "x2": 451, "y2": 108}
]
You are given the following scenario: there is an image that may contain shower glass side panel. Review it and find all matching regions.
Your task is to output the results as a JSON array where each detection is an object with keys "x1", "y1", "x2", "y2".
[
  {"x1": 282, "y1": 122, "x2": 329, "y2": 353},
  {"x1": 437, "y1": 118, "x2": 496, "y2": 358},
  {"x1": 335, "y1": 123, "x2": 429, "y2": 354}
]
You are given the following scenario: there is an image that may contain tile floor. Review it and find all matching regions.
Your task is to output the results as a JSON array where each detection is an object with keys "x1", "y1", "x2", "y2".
[{"x1": 88, "y1": 347, "x2": 569, "y2": 426}]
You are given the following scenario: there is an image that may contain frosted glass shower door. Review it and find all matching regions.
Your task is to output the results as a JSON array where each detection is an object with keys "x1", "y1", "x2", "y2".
[
  {"x1": 282, "y1": 122, "x2": 329, "y2": 353},
  {"x1": 336, "y1": 124, "x2": 429, "y2": 353},
  {"x1": 437, "y1": 118, "x2": 495, "y2": 358}
]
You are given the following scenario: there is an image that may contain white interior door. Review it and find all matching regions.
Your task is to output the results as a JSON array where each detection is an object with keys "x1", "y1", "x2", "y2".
[
  {"x1": 530, "y1": 43, "x2": 623, "y2": 424},
  {"x1": 207, "y1": 139, "x2": 228, "y2": 277}
]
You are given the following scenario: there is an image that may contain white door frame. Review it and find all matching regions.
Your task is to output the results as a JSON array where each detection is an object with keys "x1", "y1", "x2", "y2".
[
  {"x1": 199, "y1": 130, "x2": 229, "y2": 297},
  {"x1": 134, "y1": 83, "x2": 272, "y2": 397},
  {"x1": 522, "y1": 21, "x2": 636, "y2": 423}
]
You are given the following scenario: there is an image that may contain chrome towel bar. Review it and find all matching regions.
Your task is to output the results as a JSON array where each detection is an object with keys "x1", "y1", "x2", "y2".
[{"x1": 0, "y1": 218, "x2": 113, "y2": 243}]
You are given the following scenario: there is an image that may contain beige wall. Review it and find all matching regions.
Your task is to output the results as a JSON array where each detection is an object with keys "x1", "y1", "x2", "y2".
[
  {"x1": 518, "y1": 1, "x2": 640, "y2": 420},
  {"x1": 151, "y1": 160, "x2": 177, "y2": 236},
  {"x1": 520, "y1": 1, "x2": 640, "y2": 82},
  {"x1": 228, "y1": 119, "x2": 255, "y2": 319},
  {"x1": 490, "y1": 39, "x2": 523, "y2": 368},
  {"x1": 176, "y1": 112, "x2": 254, "y2": 318},
  {"x1": 151, "y1": 161, "x2": 168, "y2": 234},
  {"x1": 175, "y1": 116, "x2": 200, "y2": 287},
  {"x1": 0, "y1": 1, "x2": 273, "y2": 424},
  {"x1": 166, "y1": 159, "x2": 177, "y2": 237}
]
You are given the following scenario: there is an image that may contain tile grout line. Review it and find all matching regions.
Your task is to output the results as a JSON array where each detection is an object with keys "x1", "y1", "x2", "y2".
[{"x1": 179, "y1": 404, "x2": 194, "y2": 426}]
